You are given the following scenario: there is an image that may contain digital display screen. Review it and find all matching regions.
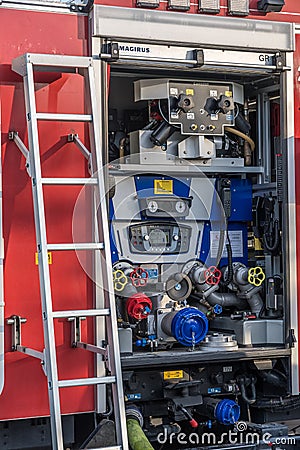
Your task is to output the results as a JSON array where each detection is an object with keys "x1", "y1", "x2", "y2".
[
  {"x1": 148, "y1": 226, "x2": 170, "y2": 246},
  {"x1": 128, "y1": 222, "x2": 191, "y2": 254}
]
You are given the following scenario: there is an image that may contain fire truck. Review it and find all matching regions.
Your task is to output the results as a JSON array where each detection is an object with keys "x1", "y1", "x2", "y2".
[{"x1": 1, "y1": 0, "x2": 300, "y2": 449}]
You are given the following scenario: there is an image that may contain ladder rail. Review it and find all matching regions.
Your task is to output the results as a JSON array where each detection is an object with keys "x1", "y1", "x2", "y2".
[
  {"x1": 24, "y1": 61, "x2": 64, "y2": 449},
  {"x1": 87, "y1": 63, "x2": 129, "y2": 448}
]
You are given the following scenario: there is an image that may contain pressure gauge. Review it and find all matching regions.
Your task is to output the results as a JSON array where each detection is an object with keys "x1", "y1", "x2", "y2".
[
  {"x1": 175, "y1": 200, "x2": 186, "y2": 213},
  {"x1": 148, "y1": 200, "x2": 158, "y2": 213}
]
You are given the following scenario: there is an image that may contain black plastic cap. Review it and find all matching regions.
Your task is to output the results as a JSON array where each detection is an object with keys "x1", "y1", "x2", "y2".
[{"x1": 257, "y1": 0, "x2": 285, "y2": 12}]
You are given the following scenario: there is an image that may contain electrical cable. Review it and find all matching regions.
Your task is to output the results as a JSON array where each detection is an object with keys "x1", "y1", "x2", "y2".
[
  {"x1": 158, "y1": 100, "x2": 169, "y2": 123},
  {"x1": 222, "y1": 230, "x2": 233, "y2": 286},
  {"x1": 263, "y1": 219, "x2": 280, "y2": 253},
  {"x1": 234, "y1": 103, "x2": 240, "y2": 119}
]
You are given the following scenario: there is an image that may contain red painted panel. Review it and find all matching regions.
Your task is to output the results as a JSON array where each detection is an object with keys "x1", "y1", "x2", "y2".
[
  {"x1": 0, "y1": 9, "x2": 95, "y2": 419},
  {"x1": 0, "y1": 0, "x2": 299, "y2": 423},
  {"x1": 94, "y1": 0, "x2": 300, "y2": 22}
]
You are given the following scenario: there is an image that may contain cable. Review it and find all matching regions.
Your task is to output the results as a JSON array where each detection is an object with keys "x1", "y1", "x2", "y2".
[
  {"x1": 158, "y1": 100, "x2": 169, "y2": 124},
  {"x1": 222, "y1": 230, "x2": 233, "y2": 286},
  {"x1": 234, "y1": 104, "x2": 240, "y2": 119},
  {"x1": 225, "y1": 127, "x2": 255, "y2": 152},
  {"x1": 263, "y1": 219, "x2": 280, "y2": 253}
]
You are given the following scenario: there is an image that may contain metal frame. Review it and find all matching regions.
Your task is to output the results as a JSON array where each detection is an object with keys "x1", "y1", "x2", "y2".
[
  {"x1": 91, "y1": 36, "x2": 111, "y2": 415},
  {"x1": 91, "y1": 6, "x2": 299, "y2": 396},
  {"x1": 91, "y1": 5, "x2": 294, "y2": 52},
  {"x1": 284, "y1": 50, "x2": 299, "y2": 395}
]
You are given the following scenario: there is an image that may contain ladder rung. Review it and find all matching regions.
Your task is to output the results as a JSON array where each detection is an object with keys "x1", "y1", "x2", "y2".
[
  {"x1": 41, "y1": 178, "x2": 98, "y2": 185},
  {"x1": 47, "y1": 243, "x2": 104, "y2": 251},
  {"x1": 36, "y1": 113, "x2": 92, "y2": 122},
  {"x1": 58, "y1": 376, "x2": 116, "y2": 388},
  {"x1": 12, "y1": 54, "x2": 93, "y2": 76},
  {"x1": 52, "y1": 309, "x2": 110, "y2": 318}
]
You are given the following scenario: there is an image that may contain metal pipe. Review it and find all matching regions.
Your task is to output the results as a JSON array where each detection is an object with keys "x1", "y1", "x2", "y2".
[
  {"x1": 206, "y1": 292, "x2": 248, "y2": 309},
  {"x1": 246, "y1": 293, "x2": 264, "y2": 316}
]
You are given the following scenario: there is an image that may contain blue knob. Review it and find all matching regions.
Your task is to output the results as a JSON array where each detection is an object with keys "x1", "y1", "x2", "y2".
[
  {"x1": 215, "y1": 399, "x2": 240, "y2": 425},
  {"x1": 171, "y1": 308, "x2": 208, "y2": 347},
  {"x1": 213, "y1": 304, "x2": 223, "y2": 315}
]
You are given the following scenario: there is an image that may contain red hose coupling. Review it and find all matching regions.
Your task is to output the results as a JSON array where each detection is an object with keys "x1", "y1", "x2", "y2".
[
  {"x1": 126, "y1": 293, "x2": 152, "y2": 320},
  {"x1": 189, "y1": 418, "x2": 199, "y2": 428}
]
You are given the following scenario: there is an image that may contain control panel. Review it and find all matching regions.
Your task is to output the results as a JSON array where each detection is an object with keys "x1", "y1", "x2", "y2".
[
  {"x1": 167, "y1": 82, "x2": 235, "y2": 135},
  {"x1": 129, "y1": 222, "x2": 191, "y2": 254}
]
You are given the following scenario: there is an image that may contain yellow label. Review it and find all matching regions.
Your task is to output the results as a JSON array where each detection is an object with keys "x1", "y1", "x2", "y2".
[
  {"x1": 163, "y1": 370, "x2": 184, "y2": 380},
  {"x1": 186, "y1": 88, "x2": 194, "y2": 96},
  {"x1": 154, "y1": 179, "x2": 173, "y2": 195},
  {"x1": 254, "y1": 238, "x2": 263, "y2": 251},
  {"x1": 225, "y1": 90, "x2": 232, "y2": 97},
  {"x1": 35, "y1": 252, "x2": 53, "y2": 265}
]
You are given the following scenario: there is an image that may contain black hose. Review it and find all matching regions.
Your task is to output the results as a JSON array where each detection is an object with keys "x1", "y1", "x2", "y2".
[
  {"x1": 221, "y1": 231, "x2": 233, "y2": 286},
  {"x1": 254, "y1": 396, "x2": 300, "y2": 411},
  {"x1": 263, "y1": 219, "x2": 280, "y2": 253}
]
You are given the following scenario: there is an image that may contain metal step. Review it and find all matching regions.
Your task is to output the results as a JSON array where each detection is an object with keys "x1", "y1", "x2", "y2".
[
  {"x1": 41, "y1": 178, "x2": 97, "y2": 185},
  {"x1": 47, "y1": 243, "x2": 104, "y2": 251},
  {"x1": 58, "y1": 376, "x2": 116, "y2": 388},
  {"x1": 52, "y1": 309, "x2": 110, "y2": 318},
  {"x1": 36, "y1": 113, "x2": 92, "y2": 122}
]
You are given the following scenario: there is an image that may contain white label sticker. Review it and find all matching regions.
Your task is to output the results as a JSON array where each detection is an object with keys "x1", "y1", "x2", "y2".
[
  {"x1": 210, "y1": 230, "x2": 243, "y2": 258},
  {"x1": 210, "y1": 90, "x2": 218, "y2": 97},
  {"x1": 187, "y1": 113, "x2": 195, "y2": 120},
  {"x1": 170, "y1": 88, "x2": 178, "y2": 96}
]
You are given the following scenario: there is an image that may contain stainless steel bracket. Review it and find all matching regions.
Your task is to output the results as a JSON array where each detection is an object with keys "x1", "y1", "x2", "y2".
[
  {"x1": 68, "y1": 316, "x2": 111, "y2": 371},
  {"x1": 67, "y1": 133, "x2": 93, "y2": 174},
  {"x1": 8, "y1": 131, "x2": 31, "y2": 176}
]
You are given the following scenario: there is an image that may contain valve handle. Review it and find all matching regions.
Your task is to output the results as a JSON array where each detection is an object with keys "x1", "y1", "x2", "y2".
[
  {"x1": 113, "y1": 269, "x2": 128, "y2": 292},
  {"x1": 204, "y1": 266, "x2": 222, "y2": 285},
  {"x1": 130, "y1": 267, "x2": 149, "y2": 288},
  {"x1": 248, "y1": 266, "x2": 266, "y2": 287}
]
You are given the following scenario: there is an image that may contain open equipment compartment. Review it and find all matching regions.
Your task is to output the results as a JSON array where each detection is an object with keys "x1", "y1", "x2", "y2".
[{"x1": 91, "y1": 5, "x2": 299, "y2": 446}]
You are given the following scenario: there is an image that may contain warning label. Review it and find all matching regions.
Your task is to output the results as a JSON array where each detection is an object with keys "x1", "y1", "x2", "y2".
[
  {"x1": 35, "y1": 252, "x2": 53, "y2": 265},
  {"x1": 163, "y1": 370, "x2": 184, "y2": 380},
  {"x1": 154, "y1": 179, "x2": 173, "y2": 195},
  {"x1": 210, "y1": 230, "x2": 243, "y2": 258}
]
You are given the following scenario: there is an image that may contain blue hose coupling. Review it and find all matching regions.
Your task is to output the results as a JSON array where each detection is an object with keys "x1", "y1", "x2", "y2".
[
  {"x1": 171, "y1": 307, "x2": 209, "y2": 347},
  {"x1": 213, "y1": 304, "x2": 222, "y2": 315},
  {"x1": 215, "y1": 399, "x2": 240, "y2": 425}
]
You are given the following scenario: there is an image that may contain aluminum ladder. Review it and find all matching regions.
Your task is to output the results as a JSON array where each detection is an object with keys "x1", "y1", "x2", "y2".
[{"x1": 9, "y1": 53, "x2": 128, "y2": 450}]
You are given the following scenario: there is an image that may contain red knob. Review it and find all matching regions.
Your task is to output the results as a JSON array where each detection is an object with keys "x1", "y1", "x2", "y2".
[
  {"x1": 130, "y1": 267, "x2": 149, "y2": 287},
  {"x1": 204, "y1": 266, "x2": 222, "y2": 285}
]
